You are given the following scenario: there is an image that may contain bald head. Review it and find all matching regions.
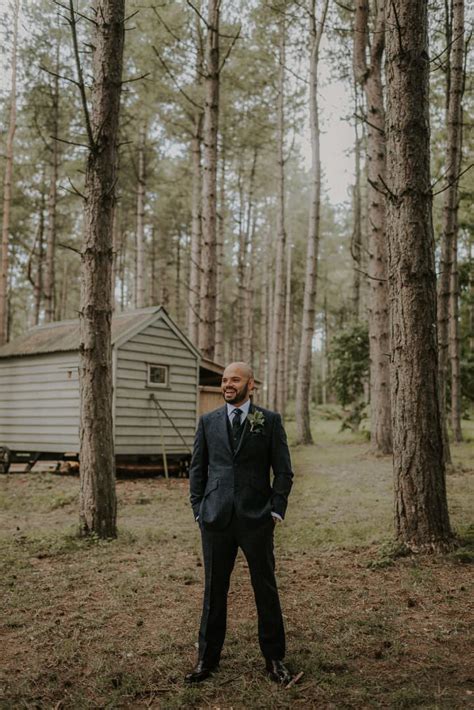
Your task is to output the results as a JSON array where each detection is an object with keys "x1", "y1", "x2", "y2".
[
  {"x1": 224, "y1": 361, "x2": 254, "y2": 379},
  {"x1": 221, "y1": 362, "x2": 255, "y2": 406}
]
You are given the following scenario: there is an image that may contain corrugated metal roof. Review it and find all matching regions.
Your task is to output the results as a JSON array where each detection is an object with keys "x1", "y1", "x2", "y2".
[{"x1": 0, "y1": 306, "x2": 165, "y2": 358}]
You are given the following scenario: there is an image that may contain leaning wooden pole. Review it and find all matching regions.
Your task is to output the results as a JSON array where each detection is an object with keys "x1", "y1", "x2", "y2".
[{"x1": 78, "y1": 0, "x2": 125, "y2": 538}]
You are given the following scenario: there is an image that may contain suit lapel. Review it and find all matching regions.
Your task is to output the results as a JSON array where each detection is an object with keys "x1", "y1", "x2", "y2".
[
  {"x1": 234, "y1": 401, "x2": 253, "y2": 458},
  {"x1": 214, "y1": 406, "x2": 233, "y2": 456}
]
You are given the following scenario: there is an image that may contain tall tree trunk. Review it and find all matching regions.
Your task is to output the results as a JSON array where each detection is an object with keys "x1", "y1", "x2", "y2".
[
  {"x1": 351, "y1": 90, "x2": 363, "y2": 321},
  {"x1": 283, "y1": 234, "x2": 292, "y2": 408},
  {"x1": 111, "y1": 204, "x2": 120, "y2": 311},
  {"x1": 119, "y1": 229, "x2": 127, "y2": 311},
  {"x1": 295, "y1": 0, "x2": 328, "y2": 442},
  {"x1": 235, "y1": 165, "x2": 245, "y2": 359},
  {"x1": 354, "y1": 0, "x2": 392, "y2": 454},
  {"x1": 242, "y1": 215, "x2": 256, "y2": 365},
  {"x1": 469, "y1": 243, "x2": 474, "y2": 355},
  {"x1": 447, "y1": 0, "x2": 464, "y2": 443},
  {"x1": 188, "y1": 114, "x2": 203, "y2": 344},
  {"x1": 79, "y1": 0, "x2": 124, "y2": 539},
  {"x1": 214, "y1": 134, "x2": 226, "y2": 363},
  {"x1": 0, "y1": 0, "x2": 19, "y2": 345},
  {"x1": 59, "y1": 257, "x2": 69, "y2": 320},
  {"x1": 31, "y1": 183, "x2": 46, "y2": 326},
  {"x1": 198, "y1": 0, "x2": 220, "y2": 359},
  {"x1": 176, "y1": 232, "x2": 182, "y2": 325},
  {"x1": 240, "y1": 148, "x2": 258, "y2": 364},
  {"x1": 258, "y1": 229, "x2": 271, "y2": 399},
  {"x1": 268, "y1": 23, "x2": 287, "y2": 412},
  {"x1": 44, "y1": 44, "x2": 60, "y2": 324},
  {"x1": 385, "y1": 0, "x2": 452, "y2": 551},
  {"x1": 135, "y1": 124, "x2": 147, "y2": 309}
]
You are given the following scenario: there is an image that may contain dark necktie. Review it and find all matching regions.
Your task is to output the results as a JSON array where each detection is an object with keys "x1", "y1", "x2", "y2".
[{"x1": 232, "y1": 408, "x2": 243, "y2": 447}]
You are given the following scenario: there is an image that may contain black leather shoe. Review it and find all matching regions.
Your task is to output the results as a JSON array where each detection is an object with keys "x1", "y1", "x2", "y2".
[
  {"x1": 265, "y1": 659, "x2": 292, "y2": 684},
  {"x1": 184, "y1": 659, "x2": 219, "y2": 683}
]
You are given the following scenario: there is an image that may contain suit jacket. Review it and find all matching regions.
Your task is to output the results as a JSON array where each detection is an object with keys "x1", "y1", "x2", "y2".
[{"x1": 189, "y1": 403, "x2": 293, "y2": 530}]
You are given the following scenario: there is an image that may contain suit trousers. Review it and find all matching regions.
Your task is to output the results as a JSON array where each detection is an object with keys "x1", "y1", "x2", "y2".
[{"x1": 198, "y1": 511, "x2": 286, "y2": 665}]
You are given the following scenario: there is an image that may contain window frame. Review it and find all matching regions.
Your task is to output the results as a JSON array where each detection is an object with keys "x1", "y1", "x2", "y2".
[{"x1": 146, "y1": 363, "x2": 170, "y2": 389}]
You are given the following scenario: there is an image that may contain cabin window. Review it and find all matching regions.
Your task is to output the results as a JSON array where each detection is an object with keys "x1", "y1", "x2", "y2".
[{"x1": 147, "y1": 364, "x2": 169, "y2": 388}]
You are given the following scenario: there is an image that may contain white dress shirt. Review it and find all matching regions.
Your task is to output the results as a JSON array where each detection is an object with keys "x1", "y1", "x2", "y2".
[{"x1": 226, "y1": 399, "x2": 251, "y2": 422}]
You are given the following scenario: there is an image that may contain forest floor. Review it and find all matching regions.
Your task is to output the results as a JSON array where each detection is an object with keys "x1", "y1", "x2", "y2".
[{"x1": 0, "y1": 412, "x2": 473, "y2": 709}]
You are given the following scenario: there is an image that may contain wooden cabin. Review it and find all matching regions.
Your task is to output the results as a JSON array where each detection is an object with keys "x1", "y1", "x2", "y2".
[{"x1": 0, "y1": 307, "x2": 202, "y2": 473}]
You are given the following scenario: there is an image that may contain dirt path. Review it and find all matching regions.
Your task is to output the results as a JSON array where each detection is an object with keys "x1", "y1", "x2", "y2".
[{"x1": 0, "y1": 433, "x2": 472, "y2": 708}]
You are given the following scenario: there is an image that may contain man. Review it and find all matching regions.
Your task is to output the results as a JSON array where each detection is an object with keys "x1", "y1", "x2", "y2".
[{"x1": 186, "y1": 361, "x2": 294, "y2": 684}]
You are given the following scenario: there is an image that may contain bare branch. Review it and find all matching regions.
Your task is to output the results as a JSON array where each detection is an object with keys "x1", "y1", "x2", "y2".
[
  {"x1": 185, "y1": 0, "x2": 210, "y2": 29},
  {"x1": 68, "y1": 0, "x2": 94, "y2": 148},
  {"x1": 66, "y1": 176, "x2": 87, "y2": 200},
  {"x1": 354, "y1": 112, "x2": 385, "y2": 135},
  {"x1": 54, "y1": 136, "x2": 90, "y2": 149},
  {"x1": 152, "y1": 45, "x2": 203, "y2": 110},
  {"x1": 334, "y1": 0, "x2": 354, "y2": 12},
  {"x1": 52, "y1": 0, "x2": 97, "y2": 25},
  {"x1": 429, "y1": 29, "x2": 465, "y2": 65},
  {"x1": 121, "y1": 72, "x2": 150, "y2": 84},
  {"x1": 57, "y1": 241, "x2": 81, "y2": 254},
  {"x1": 151, "y1": 6, "x2": 183, "y2": 42},
  {"x1": 355, "y1": 267, "x2": 387, "y2": 282},
  {"x1": 39, "y1": 64, "x2": 79, "y2": 87},
  {"x1": 431, "y1": 163, "x2": 473, "y2": 197},
  {"x1": 218, "y1": 25, "x2": 241, "y2": 73}
]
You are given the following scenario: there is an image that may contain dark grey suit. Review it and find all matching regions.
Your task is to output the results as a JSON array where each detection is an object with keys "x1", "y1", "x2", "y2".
[{"x1": 189, "y1": 402, "x2": 293, "y2": 665}]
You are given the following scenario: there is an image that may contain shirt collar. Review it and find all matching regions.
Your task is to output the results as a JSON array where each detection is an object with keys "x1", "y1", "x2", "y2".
[{"x1": 226, "y1": 399, "x2": 251, "y2": 419}]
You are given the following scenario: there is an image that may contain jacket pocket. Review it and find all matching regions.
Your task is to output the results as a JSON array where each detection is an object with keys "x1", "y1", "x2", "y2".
[
  {"x1": 204, "y1": 480, "x2": 219, "y2": 496},
  {"x1": 249, "y1": 474, "x2": 269, "y2": 493}
]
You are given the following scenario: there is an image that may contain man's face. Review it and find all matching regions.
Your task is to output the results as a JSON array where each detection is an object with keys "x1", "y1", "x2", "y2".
[{"x1": 221, "y1": 364, "x2": 254, "y2": 406}]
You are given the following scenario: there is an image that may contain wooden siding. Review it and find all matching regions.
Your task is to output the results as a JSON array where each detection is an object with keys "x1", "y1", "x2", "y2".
[
  {"x1": 114, "y1": 318, "x2": 198, "y2": 455},
  {"x1": 199, "y1": 386, "x2": 224, "y2": 415},
  {"x1": 0, "y1": 352, "x2": 80, "y2": 452}
]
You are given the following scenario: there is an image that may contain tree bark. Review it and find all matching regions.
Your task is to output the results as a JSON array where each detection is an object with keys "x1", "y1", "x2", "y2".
[
  {"x1": 354, "y1": 0, "x2": 392, "y2": 454},
  {"x1": 188, "y1": 113, "x2": 203, "y2": 345},
  {"x1": 240, "y1": 147, "x2": 258, "y2": 364},
  {"x1": 198, "y1": 0, "x2": 220, "y2": 360},
  {"x1": 29, "y1": 183, "x2": 46, "y2": 326},
  {"x1": 79, "y1": 0, "x2": 125, "y2": 539},
  {"x1": 214, "y1": 134, "x2": 226, "y2": 364},
  {"x1": 295, "y1": 0, "x2": 328, "y2": 442},
  {"x1": 469, "y1": 242, "x2": 474, "y2": 355},
  {"x1": 283, "y1": 234, "x2": 292, "y2": 411},
  {"x1": 44, "y1": 43, "x2": 60, "y2": 325},
  {"x1": 0, "y1": 0, "x2": 20, "y2": 345},
  {"x1": 351, "y1": 92, "x2": 363, "y2": 322},
  {"x1": 268, "y1": 23, "x2": 287, "y2": 412},
  {"x1": 135, "y1": 124, "x2": 147, "y2": 309},
  {"x1": 385, "y1": 0, "x2": 452, "y2": 551},
  {"x1": 446, "y1": 0, "x2": 464, "y2": 443}
]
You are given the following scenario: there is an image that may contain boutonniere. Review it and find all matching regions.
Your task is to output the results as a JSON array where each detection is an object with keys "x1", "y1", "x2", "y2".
[{"x1": 248, "y1": 410, "x2": 265, "y2": 433}]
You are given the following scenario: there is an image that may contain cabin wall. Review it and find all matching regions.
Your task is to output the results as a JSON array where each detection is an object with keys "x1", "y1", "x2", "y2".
[
  {"x1": 115, "y1": 317, "x2": 198, "y2": 455},
  {"x1": 0, "y1": 352, "x2": 80, "y2": 452}
]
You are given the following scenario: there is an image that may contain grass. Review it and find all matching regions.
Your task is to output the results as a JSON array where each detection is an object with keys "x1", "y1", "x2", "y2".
[{"x1": 0, "y1": 413, "x2": 473, "y2": 709}]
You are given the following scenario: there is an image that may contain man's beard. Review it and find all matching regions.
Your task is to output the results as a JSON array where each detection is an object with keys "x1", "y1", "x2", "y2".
[{"x1": 222, "y1": 381, "x2": 249, "y2": 404}]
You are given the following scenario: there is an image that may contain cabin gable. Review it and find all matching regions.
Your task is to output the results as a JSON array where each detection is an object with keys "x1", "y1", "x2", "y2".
[{"x1": 114, "y1": 314, "x2": 199, "y2": 455}]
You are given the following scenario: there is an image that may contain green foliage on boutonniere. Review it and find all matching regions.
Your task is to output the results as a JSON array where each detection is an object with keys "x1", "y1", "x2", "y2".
[{"x1": 248, "y1": 410, "x2": 265, "y2": 433}]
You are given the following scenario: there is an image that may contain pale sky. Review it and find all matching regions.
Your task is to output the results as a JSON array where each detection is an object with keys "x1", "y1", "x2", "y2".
[{"x1": 0, "y1": 0, "x2": 355, "y2": 207}]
